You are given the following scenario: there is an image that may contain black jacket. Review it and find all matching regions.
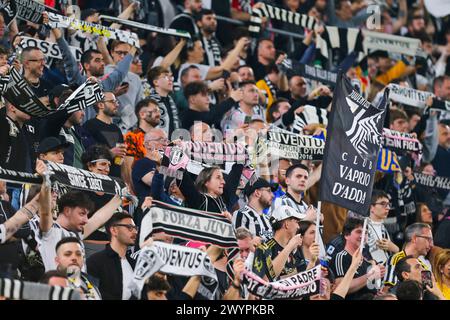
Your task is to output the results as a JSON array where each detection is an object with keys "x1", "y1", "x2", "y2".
[{"x1": 87, "y1": 244, "x2": 137, "y2": 300}]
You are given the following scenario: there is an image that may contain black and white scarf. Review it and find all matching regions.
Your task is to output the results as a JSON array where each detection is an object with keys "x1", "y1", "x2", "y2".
[
  {"x1": 19, "y1": 36, "x2": 82, "y2": 62},
  {"x1": 249, "y1": 3, "x2": 317, "y2": 36},
  {"x1": 363, "y1": 31, "x2": 421, "y2": 56},
  {"x1": 99, "y1": 15, "x2": 191, "y2": 39},
  {"x1": 202, "y1": 36, "x2": 222, "y2": 67},
  {"x1": 388, "y1": 84, "x2": 434, "y2": 108},
  {"x1": 47, "y1": 12, "x2": 140, "y2": 48},
  {"x1": 130, "y1": 242, "x2": 217, "y2": 299},
  {"x1": 292, "y1": 105, "x2": 328, "y2": 133},
  {"x1": 414, "y1": 172, "x2": 450, "y2": 191},
  {"x1": 1, "y1": 68, "x2": 52, "y2": 117},
  {"x1": 0, "y1": 278, "x2": 82, "y2": 300},
  {"x1": 242, "y1": 264, "x2": 322, "y2": 300},
  {"x1": 431, "y1": 98, "x2": 450, "y2": 113},
  {"x1": 56, "y1": 79, "x2": 104, "y2": 114},
  {"x1": 382, "y1": 128, "x2": 422, "y2": 154},
  {"x1": 14, "y1": 0, "x2": 58, "y2": 24},
  {"x1": 45, "y1": 161, "x2": 126, "y2": 196},
  {"x1": 0, "y1": 0, "x2": 17, "y2": 27},
  {"x1": 258, "y1": 129, "x2": 325, "y2": 161},
  {"x1": 150, "y1": 89, "x2": 180, "y2": 137},
  {"x1": 0, "y1": 166, "x2": 42, "y2": 186},
  {"x1": 279, "y1": 59, "x2": 337, "y2": 86},
  {"x1": 139, "y1": 200, "x2": 237, "y2": 248},
  {"x1": 316, "y1": 26, "x2": 365, "y2": 66}
]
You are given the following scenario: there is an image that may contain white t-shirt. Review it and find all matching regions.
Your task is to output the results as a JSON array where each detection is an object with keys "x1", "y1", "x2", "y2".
[
  {"x1": 121, "y1": 258, "x2": 134, "y2": 300},
  {"x1": 367, "y1": 219, "x2": 390, "y2": 264},
  {"x1": 39, "y1": 222, "x2": 85, "y2": 272}
]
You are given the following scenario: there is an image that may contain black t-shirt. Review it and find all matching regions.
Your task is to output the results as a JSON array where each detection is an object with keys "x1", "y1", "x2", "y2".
[
  {"x1": 252, "y1": 238, "x2": 299, "y2": 282},
  {"x1": 0, "y1": 110, "x2": 33, "y2": 173},
  {"x1": 83, "y1": 118, "x2": 124, "y2": 177},
  {"x1": 132, "y1": 157, "x2": 157, "y2": 198},
  {"x1": 29, "y1": 77, "x2": 53, "y2": 98},
  {"x1": 330, "y1": 249, "x2": 376, "y2": 300},
  {"x1": 249, "y1": 60, "x2": 271, "y2": 82}
]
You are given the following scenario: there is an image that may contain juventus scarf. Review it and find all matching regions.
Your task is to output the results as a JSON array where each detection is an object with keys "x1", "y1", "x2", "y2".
[
  {"x1": 279, "y1": 59, "x2": 337, "y2": 86},
  {"x1": 431, "y1": 98, "x2": 450, "y2": 113},
  {"x1": 47, "y1": 12, "x2": 140, "y2": 48},
  {"x1": 292, "y1": 105, "x2": 328, "y2": 133},
  {"x1": 249, "y1": 3, "x2": 317, "y2": 36},
  {"x1": 242, "y1": 264, "x2": 322, "y2": 300},
  {"x1": 414, "y1": 172, "x2": 450, "y2": 190},
  {"x1": 388, "y1": 84, "x2": 434, "y2": 109},
  {"x1": 139, "y1": 201, "x2": 238, "y2": 249},
  {"x1": 1, "y1": 68, "x2": 53, "y2": 117},
  {"x1": 261, "y1": 130, "x2": 325, "y2": 161},
  {"x1": 45, "y1": 161, "x2": 126, "y2": 196},
  {"x1": 19, "y1": 36, "x2": 82, "y2": 62},
  {"x1": 0, "y1": 278, "x2": 82, "y2": 300},
  {"x1": 382, "y1": 128, "x2": 422, "y2": 154},
  {"x1": 56, "y1": 79, "x2": 104, "y2": 114},
  {"x1": 181, "y1": 141, "x2": 248, "y2": 167},
  {"x1": 150, "y1": 90, "x2": 180, "y2": 137},
  {"x1": 159, "y1": 146, "x2": 190, "y2": 180},
  {"x1": 99, "y1": 15, "x2": 191, "y2": 39},
  {"x1": 130, "y1": 242, "x2": 217, "y2": 299},
  {"x1": 0, "y1": 0, "x2": 17, "y2": 27},
  {"x1": 363, "y1": 31, "x2": 421, "y2": 56},
  {"x1": 0, "y1": 166, "x2": 42, "y2": 185},
  {"x1": 316, "y1": 26, "x2": 365, "y2": 64},
  {"x1": 320, "y1": 73, "x2": 389, "y2": 215},
  {"x1": 14, "y1": 0, "x2": 58, "y2": 24}
]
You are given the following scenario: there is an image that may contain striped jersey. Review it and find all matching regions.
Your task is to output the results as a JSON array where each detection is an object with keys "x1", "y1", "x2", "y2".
[
  {"x1": 269, "y1": 193, "x2": 308, "y2": 218},
  {"x1": 232, "y1": 205, "x2": 273, "y2": 242},
  {"x1": 383, "y1": 250, "x2": 431, "y2": 287}
]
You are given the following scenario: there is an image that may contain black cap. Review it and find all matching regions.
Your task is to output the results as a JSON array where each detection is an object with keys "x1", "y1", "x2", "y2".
[
  {"x1": 37, "y1": 137, "x2": 70, "y2": 154},
  {"x1": 244, "y1": 178, "x2": 276, "y2": 197}
]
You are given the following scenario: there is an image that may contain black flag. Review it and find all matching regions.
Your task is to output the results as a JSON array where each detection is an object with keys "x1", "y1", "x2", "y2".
[{"x1": 319, "y1": 73, "x2": 389, "y2": 215}]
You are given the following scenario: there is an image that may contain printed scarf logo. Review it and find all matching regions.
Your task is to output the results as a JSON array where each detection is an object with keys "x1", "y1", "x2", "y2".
[{"x1": 56, "y1": 79, "x2": 104, "y2": 114}]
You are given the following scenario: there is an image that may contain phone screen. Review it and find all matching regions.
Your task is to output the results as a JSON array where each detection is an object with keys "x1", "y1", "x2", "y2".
[
  {"x1": 421, "y1": 270, "x2": 433, "y2": 288},
  {"x1": 244, "y1": 115, "x2": 252, "y2": 124}
]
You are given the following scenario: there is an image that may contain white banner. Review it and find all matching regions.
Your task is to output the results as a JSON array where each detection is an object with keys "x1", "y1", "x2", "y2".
[
  {"x1": 363, "y1": 31, "x2": 421, "y2": 56},
  {"x1": 19, "y1": 36, "x2": 82, "y2": 61},
  {"x1": 388, "y1": 84, "x2": 434, "y2": 108}
]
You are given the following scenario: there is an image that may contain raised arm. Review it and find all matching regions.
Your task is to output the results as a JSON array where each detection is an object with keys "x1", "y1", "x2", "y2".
[
  {"x1": 0, "y1": 194, "x2": 39, "y2": 244},
  {"x1": 109, "y1": 2, "x2": 137, "y2": 30},
  {"x1": 159, "y1": 39, "x2": 187, "y2": 70},
  {"x1": 36, "y1": 160, "x2": 53, "y2": 233},
  {"x1": 271, "y1": 234, "x2": 302, "y2": 277},
  {"x1": 83, "y1": 195, "x2": 122, "y2": 238},
  {"x1": 206, "y1": 38, "x2": 250, "y2": 80},
  {"x1": 332, "y1": 249, "x2": 363, "y2": 298}
]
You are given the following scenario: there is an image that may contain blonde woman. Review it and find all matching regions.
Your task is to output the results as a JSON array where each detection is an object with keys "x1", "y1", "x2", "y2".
[{"x1": 433, "y1": 249, "x2": 450, "y2": 300}]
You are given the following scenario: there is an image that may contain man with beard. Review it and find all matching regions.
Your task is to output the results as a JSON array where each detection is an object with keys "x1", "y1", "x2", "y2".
[
  {"x1": 232, "y1": 178, "x2": 275, "y2": 243},
  {"x1": 87, "y1": 213, "x2": 139, "y2": 300},
  {"x1": 124, "y1": 98, "x2": 161, "y2": 161},
  {"x1": 83, "y1": 92, "x2": 125, "y2": 178},
  {"x1": 196, "y1": 9, "x2": 222, "y2": 67},
  {"x1": 169, "y1": 0, "x2": 203, "y2": 37},
  {"x1": 54, "y1": 237, "x2": 101, "y2": 300},
  {"x1": 148, "y1": 67, "x2": 181, "y2": 139},
  {"x1": 20, "y1": 47, "x2": 53, "y2": 99}
]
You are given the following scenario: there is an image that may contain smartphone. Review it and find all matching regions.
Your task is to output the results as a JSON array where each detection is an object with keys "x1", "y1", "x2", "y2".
[
  {"x1": 222, "y1": 70, "x2": 230, "y2": 80},
  {"x1": 421, "y1": 270, "x2": 433, "y2": 288},
  {"x1": 244, "y1": 115, "x2": 252, "y2": 124},
  {"x1": 121, "y1": 82, "x2": 129, "y2": 87}
]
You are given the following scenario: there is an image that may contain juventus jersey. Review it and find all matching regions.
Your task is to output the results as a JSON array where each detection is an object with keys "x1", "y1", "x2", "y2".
[{"x1": 232, "y1": 205, "x2": 273, "y2": 242}]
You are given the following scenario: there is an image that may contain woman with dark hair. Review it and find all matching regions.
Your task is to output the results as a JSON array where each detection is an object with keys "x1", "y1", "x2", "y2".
[
  {"x1": 177, "y1": 164, "x2": 243, "y2": 215},
  {"x1": 295, "y1": 220, "x2": 320, "y2": 272}
]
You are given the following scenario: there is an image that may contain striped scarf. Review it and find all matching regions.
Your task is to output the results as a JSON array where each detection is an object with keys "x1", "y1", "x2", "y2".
[
  {"x1": 56, "y1": 79, "x2": 104, "y2": 114},
  {"x1": 292, "y1": 105, "x2": 328, "y2": 134},
  {"x1": 249, "y1": 3, "x2": 317, "y2": 36},
  {"x1": 150, "y1": 89, "x2": 180, "y2": 138},
  {"x1": 0, "y1": 278, "x2": 81, "y2": 300}
]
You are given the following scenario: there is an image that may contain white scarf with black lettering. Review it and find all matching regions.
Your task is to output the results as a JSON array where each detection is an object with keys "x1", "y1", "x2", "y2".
[
  {"x1": 130, "y1": 242, "x2": 217, "y2": 299},
  {"x1": 388, "y1": 84, "x2": 434, "y2": 108}
]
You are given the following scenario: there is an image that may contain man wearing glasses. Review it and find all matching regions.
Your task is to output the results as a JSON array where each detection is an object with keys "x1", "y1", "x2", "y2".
[
  {"x1": 367, "y1": 190, "x2": 399, "y2": 265},
  {"x1": 83, "y1": 92, "x2": 126, "y2": 179},
  {"x1": 383, "y1": 223, "x2": 434, "y2": 292},
  {"x1": 105, "y1": 41, "x2": 144, "y2": 132},
  {"x1": 87, "y1": 212, "x2": 139, "y2": 300},
  {"x1": 20, "y1": 46, "x2": 52, "y2": 99}
]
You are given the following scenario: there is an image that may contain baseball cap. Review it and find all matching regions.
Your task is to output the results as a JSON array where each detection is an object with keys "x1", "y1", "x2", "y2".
[
  {"x1": 244, "y1": 178, "x2": 276, "y2": 197},
  {"x1": 37, "y1": 136, "x2": 70, "y2": 154},
  {"x1": 270, "y1": 205, "x2": 306, "y2": 223}
]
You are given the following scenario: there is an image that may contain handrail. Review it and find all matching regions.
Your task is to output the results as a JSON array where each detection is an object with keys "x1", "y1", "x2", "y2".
[{"x1": 215, "y1": 15, "x2": 305, "y2": 40}]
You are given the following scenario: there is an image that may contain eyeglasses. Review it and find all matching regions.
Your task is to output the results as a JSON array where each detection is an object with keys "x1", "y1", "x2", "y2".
[
  {"x1": 27, "y1": 57, "x2": 46, "y2": 63},
  {"x1": 113, "y1": 51, "x2": 129, "y2": 56},
  {"x1": 416, "y1": 235, "x2": 433, "y2": 243},
  {"x1": 103, "y1": 99, "x2": 119, "y2": 105},
  {"x1": 113, "y1": 224, "x2": 138, "y2": 232},
  {"x1": 158, "y1": 74, "x2": 174, "y2": 81},
  {"x1": 373, "y1": 202, "x2": 391, "y2": 208}
]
